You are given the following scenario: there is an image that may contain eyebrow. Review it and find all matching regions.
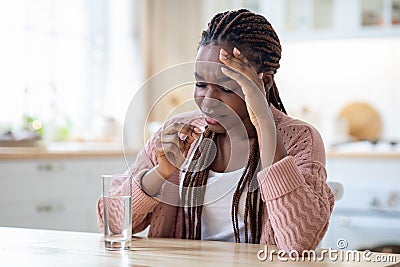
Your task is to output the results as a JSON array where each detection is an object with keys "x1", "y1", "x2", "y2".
[{"x1": 194, "y1": 71, "x2": 232, "y2": 83}]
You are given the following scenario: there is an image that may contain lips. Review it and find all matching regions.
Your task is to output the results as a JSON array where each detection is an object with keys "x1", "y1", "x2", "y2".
[
  {"x1": 205, "y1": 116, "x2": 219, "y2": 125},
  {"x1": 202, "y1": 112, "x2": 224, "y2": 125}
]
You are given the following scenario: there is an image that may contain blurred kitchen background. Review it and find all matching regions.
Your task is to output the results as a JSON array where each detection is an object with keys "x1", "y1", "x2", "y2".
[{"x1": 1, "y1": 0, "x2": 399, "y2": 253}]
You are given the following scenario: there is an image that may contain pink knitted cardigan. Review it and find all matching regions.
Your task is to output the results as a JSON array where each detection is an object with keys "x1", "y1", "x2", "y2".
[{"x1": 97, "y1": 105, "x2": 334, "y2": 252}]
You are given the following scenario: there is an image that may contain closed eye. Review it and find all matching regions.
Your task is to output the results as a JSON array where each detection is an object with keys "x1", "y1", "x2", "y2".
[
  {"x1": 195, "y1": 82, "x2": 237, "y2": 94},
  {"x1": 195, "y1": 82, "x2": 207, "y2": 88},
  {"x1": 219, "y1": 85, "x2": 235, "y2": 93}
]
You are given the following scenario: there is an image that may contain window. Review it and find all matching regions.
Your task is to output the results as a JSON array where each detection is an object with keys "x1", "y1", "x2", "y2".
[
  {"x1": 392, "y1": 0, "x2": 400, "y2": 25},
  {"x1": 313, "y1": 0, "x2": 334, "y2": 29},
  {"x1": 361, "y1": 0, "x2": 385, "y2": 27},
  {"x1": 0, "y1": 0, "x2": 142, "y2": 142}
]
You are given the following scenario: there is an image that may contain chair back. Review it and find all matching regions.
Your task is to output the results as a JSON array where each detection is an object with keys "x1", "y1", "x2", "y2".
[{"x1": 327, "y1": 181, "x2": 344, "y2": 201}]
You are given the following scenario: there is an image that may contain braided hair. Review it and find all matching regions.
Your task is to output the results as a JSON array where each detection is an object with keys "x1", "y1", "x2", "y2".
[
  {"x1": 181, "y1": 9, "x2": 285, "y2": 244},
  {"x1": 199, "y1": 9, "x2": 286, "y2": 114}
]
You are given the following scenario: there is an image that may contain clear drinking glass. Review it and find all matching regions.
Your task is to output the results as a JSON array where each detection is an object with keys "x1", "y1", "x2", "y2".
[{"x1": 102, "y1": 174, "x2": 132, "y2": 250}]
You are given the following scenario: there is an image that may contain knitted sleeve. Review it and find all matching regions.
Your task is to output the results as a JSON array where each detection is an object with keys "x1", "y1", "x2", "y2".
[
  {"x1": 257, "y1": 124, "x2": 335, "y2": 253},
  {"x1": 96, "y1": 111, "x2": 205, "y2": 235}
]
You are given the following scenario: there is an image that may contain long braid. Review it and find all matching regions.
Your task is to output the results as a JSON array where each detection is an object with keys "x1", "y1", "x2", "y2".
[
  {"x1": 231, "y1": 152, "x2": 251, "y2": 242},
  {"x1": 181, "y1": 128, "x2": 217, "y2": 239},
  {"x1": 269, "y1": 81, "x2": 287, "y2": 114}
]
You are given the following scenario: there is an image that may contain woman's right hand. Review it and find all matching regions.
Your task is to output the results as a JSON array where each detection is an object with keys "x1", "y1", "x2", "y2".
[{"x1": 154, "y1": 122, "x2": 202, "y2": 179}]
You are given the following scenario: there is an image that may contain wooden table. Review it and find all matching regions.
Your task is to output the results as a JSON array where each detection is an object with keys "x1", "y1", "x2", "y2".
[{"x1": 0, "y1": 227, "x2": 399, "y2": 267}]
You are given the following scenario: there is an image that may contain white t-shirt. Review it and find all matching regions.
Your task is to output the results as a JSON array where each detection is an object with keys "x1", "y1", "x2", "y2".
[{"x1": 180, "y1": 167, "x2": 248, "y2": 242}]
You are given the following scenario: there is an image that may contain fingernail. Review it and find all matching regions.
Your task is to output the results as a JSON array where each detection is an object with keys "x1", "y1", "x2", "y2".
[
  {"x1": 220, "y1": 49, "x2": 228, "y2": 56},
  {"x1": 221, "y1": 67, "x2": 229, "y2": 73},
  {"x1": 234, "y1": 47, "x2": 240, "y2": 55},
  {"x1": 219, "y1": 53, "x2": 227, "y2": 60},
  {"x1": 194, "y1": 127, "x2": 202, "y2": 133},
  {"x1": 192, "y1": 127, "x2": 202, "y2": 138}
]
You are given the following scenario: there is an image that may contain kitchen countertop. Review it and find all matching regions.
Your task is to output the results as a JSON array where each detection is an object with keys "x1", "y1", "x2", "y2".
[
  {"x1": 327, "y1": 141, "x2": 400, "y2": 158},
  {"x1": 327, "y1": 150, "x2": 400, "y2": 158},
  {"x1": 1, "y1": 142, "x2": 400, "y2": 160},
  {"x1": 0, "y1": 142, "x2": 137, "y2": 160}
]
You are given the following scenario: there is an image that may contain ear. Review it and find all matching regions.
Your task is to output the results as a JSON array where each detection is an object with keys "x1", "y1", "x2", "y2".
[{"x1": 258, "y1": 71, "x2": 274, "y2": 93}]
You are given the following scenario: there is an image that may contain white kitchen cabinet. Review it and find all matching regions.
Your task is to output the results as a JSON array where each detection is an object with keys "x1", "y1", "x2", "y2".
[
  {"x1": 260, "y1": 0, "x2": 400, "y2": 41},
  {"x1": 0, "y1": 157, "x2": 129, "y2": 233}
]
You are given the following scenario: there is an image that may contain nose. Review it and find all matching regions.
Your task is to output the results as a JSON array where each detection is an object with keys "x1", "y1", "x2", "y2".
[{"x1": 200, "y1": 84, "x2": 221, "y2": 109}]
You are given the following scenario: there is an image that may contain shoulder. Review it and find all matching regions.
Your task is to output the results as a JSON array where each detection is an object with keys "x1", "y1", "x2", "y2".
[{"x1": 271, "y1": 106, "x2": 326, "y2": 165}]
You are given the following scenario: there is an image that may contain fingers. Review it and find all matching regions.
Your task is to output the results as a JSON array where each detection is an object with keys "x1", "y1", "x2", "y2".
[
  {"x1": 155, "y1": 136, "x2": 184, "y2": 166},
  {"x1": 221, "y1": 66, "x2": 262, "y2": 98},
  {"x1": 163, "y1": 122, "x2": 202, "y2": 145},
  {"x1": 220, "y1": 47, "x2": 250, "y2": 65},
  {"x1": 219, "y1": 48, "x2": 256, "y2": 78},
  {"x1": 154, "y1": 136, "x2": 166, "y2": 158},
  {"x1": 219, "y1": 47, "x2": 264, "y2": 91},
  {"x1": 158, "y1": 122, "x2": 203, "y2": 159},
  {"x1": 220, "y1": 67, "x2": 246, "y2": 87},
  {"x1": 232, "y1": 47, "x2": 250, "y2": 66}
]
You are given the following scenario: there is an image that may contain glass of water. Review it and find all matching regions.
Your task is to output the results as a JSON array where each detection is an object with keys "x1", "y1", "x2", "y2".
[{"x1": 102, "y1": 173, "x2": 132, "y2": 250}]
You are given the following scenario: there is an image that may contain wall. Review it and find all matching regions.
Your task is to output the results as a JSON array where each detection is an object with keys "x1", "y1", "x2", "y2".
[
  {"x1": 141, "y1": 0, "x2": 204, "y2": 123},
  {"x1": 138, "y1": 2, "x2": 400, "y2": 148},
  {"x1": 275, "y1": 38, "x2": 400, "y2": 146}
]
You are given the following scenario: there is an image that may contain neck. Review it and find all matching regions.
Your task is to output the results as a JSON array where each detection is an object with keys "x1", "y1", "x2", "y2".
[{"x1": 211, "y1": 122, "x2": 256, "y2": 173}]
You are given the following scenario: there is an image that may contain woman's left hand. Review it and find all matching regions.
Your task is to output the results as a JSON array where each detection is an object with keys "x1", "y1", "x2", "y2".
[
  {"x1": 219, "y1": 47, "x2": 273, "y2": 131},
  {"x1": 219, "y1": 47, "x2": 286, "y2": 167}
]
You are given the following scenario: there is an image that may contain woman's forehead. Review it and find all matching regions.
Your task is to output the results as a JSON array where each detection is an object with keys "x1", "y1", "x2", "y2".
[
  {"x1": 196, "y1": 44, "x2": 223, "y2": 61},
  {"x1": 195, "y1": 45, "x2": 228, "y2": 81},
  {"x1": 194, "y1": 62, "x2": 227, "y2": 82},
  {"x1": 194, "y1": 45, "x2": 241, "y2": 89}
]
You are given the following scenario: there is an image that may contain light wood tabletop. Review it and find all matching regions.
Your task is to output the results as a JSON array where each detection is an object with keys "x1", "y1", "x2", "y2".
[{"x1": 0, "y1": 227, "x2": 399, "y2": 267}]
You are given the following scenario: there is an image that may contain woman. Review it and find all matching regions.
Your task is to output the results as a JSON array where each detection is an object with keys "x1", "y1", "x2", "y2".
[{"x1": 97, "y1": 9, "x2": 334, "y2": 252}]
